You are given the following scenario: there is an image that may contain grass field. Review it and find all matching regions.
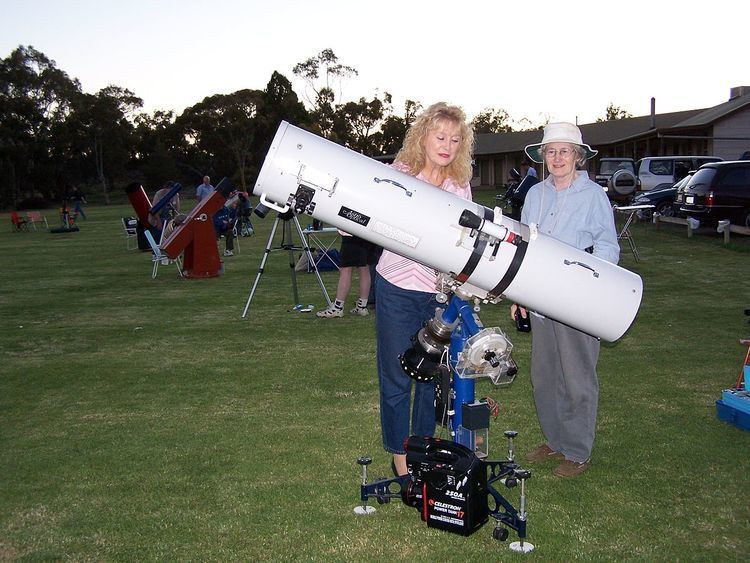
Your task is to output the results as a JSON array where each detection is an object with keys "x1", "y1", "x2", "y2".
[{"x1": 1, "y1": 197, "x2": 749, "y2": 561}]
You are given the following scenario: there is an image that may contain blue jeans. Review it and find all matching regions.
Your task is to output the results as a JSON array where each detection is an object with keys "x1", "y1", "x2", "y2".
[{"x1": 375, "y1": 274, "x2": 441, "y2": 454}]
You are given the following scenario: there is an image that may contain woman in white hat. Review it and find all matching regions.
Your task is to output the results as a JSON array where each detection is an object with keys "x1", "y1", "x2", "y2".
[{"x1": 511, "y1": 122, "x2": 619, "y2": 478}]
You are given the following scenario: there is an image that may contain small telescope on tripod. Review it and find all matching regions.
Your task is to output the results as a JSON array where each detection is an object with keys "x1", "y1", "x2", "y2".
[{"x1": 240, "y1": 207, "x2": 332, "y2": 317}]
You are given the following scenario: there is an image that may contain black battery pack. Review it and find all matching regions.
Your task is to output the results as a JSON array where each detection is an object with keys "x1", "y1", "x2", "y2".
[{"x1": 403, "y1": 436, "x2": 488, "y2": 536}]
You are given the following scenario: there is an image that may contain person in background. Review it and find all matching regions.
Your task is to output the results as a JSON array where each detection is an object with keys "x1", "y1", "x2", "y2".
[
  {"x1": 196, "y1": 175, "x2": 214, "y2": 201},
  {"x1": 375, "y1": 102, "x2": 474, "y2": 477},
  {"x1": 236, "y1": 192, "x2": 255, "y2": 236},
  {"x1": 316, "y1": 233, "x2": 380, "y2": 318},
  {"x1": 148, "y1": 181, "x2": 181, "y2": 233},
  {"x1": 213, "y1": 192, "x2": 241, "y2": 256},
  {"x1": 512, "y1": 122, "x2": 619, "y2": 478},
  {"x1": 71, "y1": 187, "x2": 87, "y2": 219},
  {"x1": 520, "y1": 158, "x2": 538, "y2": 179}
]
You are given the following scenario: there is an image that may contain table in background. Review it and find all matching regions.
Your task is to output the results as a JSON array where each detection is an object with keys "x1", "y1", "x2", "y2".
[
  {"x1": 613, "y1": 204, "x2": 654, "y2": 262},
  {"x1": 301, "y1": 226, "x2": 340, "y2": 271}
]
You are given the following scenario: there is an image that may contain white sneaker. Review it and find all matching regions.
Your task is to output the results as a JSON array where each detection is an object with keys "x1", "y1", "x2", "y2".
[
  {"x1": 316, "y1": 306, "x2": 343, "y2": 318},
  {"x1": 349, "y1": 306, "x2": 369, "y2": 316},
  {"x1": 224, "y1": 249, "x2": 234, "y2": 256}
]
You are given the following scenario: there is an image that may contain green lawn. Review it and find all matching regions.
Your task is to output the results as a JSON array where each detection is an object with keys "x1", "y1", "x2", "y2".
[{"x1": 1, "y1": 198, "x2": 748, "y2": 561}]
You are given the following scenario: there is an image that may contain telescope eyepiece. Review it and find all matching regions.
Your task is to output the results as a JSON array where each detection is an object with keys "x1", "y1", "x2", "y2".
[{"x1": 459, "y1": 210, "x2": 482, "y2": 230}]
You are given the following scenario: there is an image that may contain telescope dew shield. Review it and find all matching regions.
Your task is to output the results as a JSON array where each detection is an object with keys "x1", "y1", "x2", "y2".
[{"x1": 253, "y1": 122, "x2": 643, "y2": 341}]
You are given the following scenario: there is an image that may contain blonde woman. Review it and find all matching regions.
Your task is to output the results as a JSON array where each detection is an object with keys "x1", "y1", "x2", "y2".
[{"x1": 375, "y1": 102, "x2": 474, "y2": 477}]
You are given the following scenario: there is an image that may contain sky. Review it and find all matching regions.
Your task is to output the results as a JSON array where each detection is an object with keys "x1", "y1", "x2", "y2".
[{"x1": 1, "y1": 0, "x2": 748, "y2": 127}]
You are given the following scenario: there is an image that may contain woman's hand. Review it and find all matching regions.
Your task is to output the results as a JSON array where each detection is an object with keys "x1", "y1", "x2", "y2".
[{"x1": 510, "y1": 303, "x2": 527, "y2": 321}]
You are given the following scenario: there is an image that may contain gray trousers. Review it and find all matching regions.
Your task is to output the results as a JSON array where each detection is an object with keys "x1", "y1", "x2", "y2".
[{"x1": 530, "y1": 315, "x2": 600, "y2": 462}]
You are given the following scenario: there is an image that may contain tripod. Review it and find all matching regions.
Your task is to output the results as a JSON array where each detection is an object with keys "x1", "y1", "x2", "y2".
[{"x1": 241, "y1": 212, "x2": 331, "y2": 317}]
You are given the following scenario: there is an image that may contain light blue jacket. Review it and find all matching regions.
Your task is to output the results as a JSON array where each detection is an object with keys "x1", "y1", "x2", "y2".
[{"x1": 521, "y1": 171, "x2": 619, "y2": 264}]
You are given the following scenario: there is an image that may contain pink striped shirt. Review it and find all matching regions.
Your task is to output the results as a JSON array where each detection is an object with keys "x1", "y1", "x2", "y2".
[{"x1": 376, "y1": 162, "x2": 472, "y2": 292}]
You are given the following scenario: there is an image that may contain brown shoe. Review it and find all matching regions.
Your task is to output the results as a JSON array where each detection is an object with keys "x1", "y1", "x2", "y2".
[
  {"x1": 553, "y1": 459, "x2": 591, "y2": 478},
  {"x1": 524, "y1": 443, "x2": 565, "y2": 463}
]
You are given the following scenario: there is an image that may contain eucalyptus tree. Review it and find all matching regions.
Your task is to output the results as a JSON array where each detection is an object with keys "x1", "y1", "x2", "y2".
[
  {"x1": 380, "y1": 99, "x2": 422, "y2": 156},
  {"x1": 471, "y1": 107, "x2": 514, "y2": 134},
  {"x1": 0, "y1": 45, "x2": 80, "y2": 205},
  {"x1": 292, "y1": 48, "x2": 357, "y2": 140},
  {"x1": 178, "y1": 89, "x2": 266, "y2": 190},
  {"x1": 69, "y1": 85, "x2": 143, "y2": 203}
]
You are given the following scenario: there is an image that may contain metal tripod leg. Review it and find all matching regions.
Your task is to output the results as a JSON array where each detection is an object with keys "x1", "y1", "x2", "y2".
[
  {"x1": 284, "y1": 219, "x2": 301, "y2": 306},
  {"x1": 241, "y1": 214, "x2": 332, "y2": 318},
  {"x1": 241, "y1": 215, "x2": 282, "y2": 318},
  {"x1": 290, "y1": 215, "x2": 331, "y2": 308}
]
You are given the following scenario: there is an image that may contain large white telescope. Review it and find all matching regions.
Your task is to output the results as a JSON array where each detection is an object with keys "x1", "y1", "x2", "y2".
[{"x1": 253, "y1": 122, "x2": 643, "y2": 342}]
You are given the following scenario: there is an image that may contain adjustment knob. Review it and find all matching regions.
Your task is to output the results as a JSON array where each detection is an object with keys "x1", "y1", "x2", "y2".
[
  {"x1": 357, "y1": 456, "x2": 372, "y2": 466},
  {"x1": 515, "y1": 469, "x2": 531, "y2": 480},
  {"x1": 504, "y1": 430, "x2": 518, "y2": 439}
]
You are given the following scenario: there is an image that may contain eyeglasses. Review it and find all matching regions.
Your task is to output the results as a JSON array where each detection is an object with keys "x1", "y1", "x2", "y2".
[{"x1": 543, "y1": 147, "x2": 576, "y2": 159}]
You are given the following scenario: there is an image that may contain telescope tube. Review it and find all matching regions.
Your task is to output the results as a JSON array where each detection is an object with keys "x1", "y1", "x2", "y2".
[{"x1": 253, "y1": 122, "x2": 642, "y2": 341}]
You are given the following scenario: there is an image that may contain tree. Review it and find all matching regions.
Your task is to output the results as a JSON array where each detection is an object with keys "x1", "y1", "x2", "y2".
[
  {"x1": 380, "y1": 99, "x2": 422, "y2": 156},
  {"x1": 471, "y1": 107, "x2": 514, "y2": 134},
  {"x1": 133, "y1": 110, "x2": 184, "y2": 188},
  {"x1": 596, "y1": 103, "x2": 633, "y2": 122},
  {"x1": 71, "y1": 85, "x2": 142, "y2": 203},
  {"x1": 292, "y1": 49, "x2": 357, "y2": 139},
  {"x1": 177, "y1": 89, "x2": 265, "y2": 190},
  {"x1": 334, "y1": 92, "x2": 392, "y2": 155},
  {"x1": 258, "y1": 71, "x2": 310, "y2": 146},
  {"x1": 0, "y1": 45, "x2": 80, "y2": 206}
]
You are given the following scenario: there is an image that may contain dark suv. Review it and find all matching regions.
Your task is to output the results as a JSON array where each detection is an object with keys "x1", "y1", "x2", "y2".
[{"x1": 676, "y1": 161, "x2": 750, "y2": 227}]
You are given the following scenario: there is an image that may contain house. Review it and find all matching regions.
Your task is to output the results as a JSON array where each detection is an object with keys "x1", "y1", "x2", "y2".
[{"x1": 473, "y1": 86, "x2": 750, "y2": 189}]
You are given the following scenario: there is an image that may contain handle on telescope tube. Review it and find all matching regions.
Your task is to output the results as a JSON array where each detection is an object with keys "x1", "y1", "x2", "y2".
[{"x1": 259, "y1": 193, "x2": 290, "y2": 214}]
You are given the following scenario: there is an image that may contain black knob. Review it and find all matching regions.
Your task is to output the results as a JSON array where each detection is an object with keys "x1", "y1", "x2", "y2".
[
  {"x1": 504, "y1": 430, "x2": 518, "y2": 439},
  {"x1": 515, "y1": 469, "x2": 531, "y2": 480},
  {"x1": 357, "y1": 456, "x2": 372, "y2": 466}
]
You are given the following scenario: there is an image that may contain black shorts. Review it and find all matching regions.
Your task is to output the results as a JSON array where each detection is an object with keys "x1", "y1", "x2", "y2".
[{"x1": 339, "y1": 235, "x2": 381, "y2": 267}]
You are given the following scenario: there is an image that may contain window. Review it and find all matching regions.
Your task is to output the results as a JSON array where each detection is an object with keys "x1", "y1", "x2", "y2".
[
  {"x1": 650, "y1": 160, "x2": 673, "y2": 175},
  {"x1": 685, "y1": 168, "x2": 716, "y2": 191},
  {"x1": 717, "y1": 166, "x2": 750, "y2": 187}
]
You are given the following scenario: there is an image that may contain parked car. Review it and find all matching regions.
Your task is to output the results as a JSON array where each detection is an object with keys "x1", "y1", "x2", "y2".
[
  {"x1": 676, "y1": 161, "x2": 750, "y2": 227},
  {"x1": 595, "y1": 158, "x2": 637, "y2": 202},
  {"x1": 595, "y1": 158, "x2": 636, "y2": 188},
  {"x1": 636, "y1": 156, "x2": 722, "y2": 191},
  {"x1": 632, "y1": 173, "x2": 693, "y2": 219}
]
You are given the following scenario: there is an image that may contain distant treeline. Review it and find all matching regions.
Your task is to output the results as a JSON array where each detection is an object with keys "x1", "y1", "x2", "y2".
[{"x1": 0, "y1": 46, "x2": 427, "y2": 208}]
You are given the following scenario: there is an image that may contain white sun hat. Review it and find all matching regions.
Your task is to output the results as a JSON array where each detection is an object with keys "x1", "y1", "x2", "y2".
[{"x1": 524, "y1": 122, "x2": 598, "y2": 163}]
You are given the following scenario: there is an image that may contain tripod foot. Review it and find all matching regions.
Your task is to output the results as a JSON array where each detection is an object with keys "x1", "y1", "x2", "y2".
[
  {"x1": 353, "y1": 505, "x2": 376, "y2": 515},
  {"x1": 509, "y1": 541, "x2": 534, "y2": 553}
]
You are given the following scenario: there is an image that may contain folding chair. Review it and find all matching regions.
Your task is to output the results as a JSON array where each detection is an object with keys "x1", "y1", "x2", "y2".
[
  {"x1": 10, "y1": 211, "x2": 28, "y2": 232},
  {"x1": 26, "y1": 211, "x2": 49, "y2": 231},
  {"x1": 144, "y1": 229, "x2": 183, "y2": 279},
  {"x1": 122, "y1": 217, "x2": 138, "y2": 250}
]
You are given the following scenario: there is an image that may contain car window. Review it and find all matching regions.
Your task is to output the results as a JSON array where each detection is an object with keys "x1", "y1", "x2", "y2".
[
  {"x1": 650, "y1": 160, "x2": 673, "y2": 175},
  {"x1": 600, "y1": 161, "x2": 634, "y2": 174},
  {"x1": 717, "y1": 166, "x2": 750, "y2": 187},
  {"x1": 599, "y1": 161, "x2": 620, "y2": 174},
  {"x1": 685, "y1": 168, "x2": 716, "y2": 189}
]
